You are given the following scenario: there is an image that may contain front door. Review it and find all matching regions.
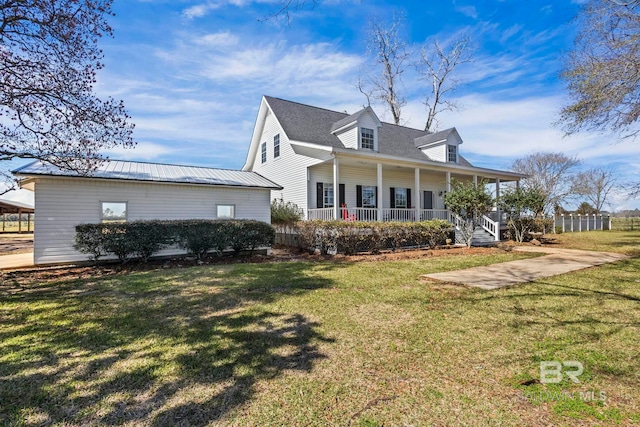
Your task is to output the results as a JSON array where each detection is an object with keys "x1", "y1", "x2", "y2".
[{"x1": 423, "y1": 191, "x2": 434, "y2": 210}]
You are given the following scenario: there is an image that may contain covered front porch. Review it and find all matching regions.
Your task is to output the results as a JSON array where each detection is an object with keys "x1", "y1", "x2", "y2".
[{"x1": 305, "y1": 154, "x2": 521, "y2": 241}]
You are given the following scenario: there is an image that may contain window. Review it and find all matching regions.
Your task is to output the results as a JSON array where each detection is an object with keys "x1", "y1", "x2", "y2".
[
  {"x1": 323, "y1": 183, "x2": 334, "y2": 208},
  {"x1": 360, "y1": 127, "x2": 374, "y2": 150},
  {"x1": 362, "y1": 186, "x2": 376, "y2": 208},
  {"x1": 261, "y1": 142, "x2": 267, "y2": 163},
  {"x1": 394, "y1": 188, "x2": 407, "y2": 208},
  {"x1": 101, "y1": 202, "x2": 127, "y2": 223},
  {"x1": 273, "y1": 134, "x2": 280, "y2": 158},
  {"x1": 447, "y1": 144, "x2": 458, "y2": 163},
  {"x1": 217, "y1": 204, "x2": 235, "y2": 219}
]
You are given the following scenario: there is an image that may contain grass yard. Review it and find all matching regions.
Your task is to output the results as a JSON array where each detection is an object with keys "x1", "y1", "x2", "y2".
[
  {"x1": 1, "y1": 238, "x2": 638, "y2": 426},
  {"x1": 551, "y1": 229, "x2": 640, "y2": 256}
]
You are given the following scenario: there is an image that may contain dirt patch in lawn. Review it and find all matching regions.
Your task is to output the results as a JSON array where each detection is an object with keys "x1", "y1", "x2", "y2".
[
  {"x1": 0, "y1": 235, "x2": 33, "y2": 255},
  {"x1": 1, "y1": 245, "x2": 501, "y2": 286}
]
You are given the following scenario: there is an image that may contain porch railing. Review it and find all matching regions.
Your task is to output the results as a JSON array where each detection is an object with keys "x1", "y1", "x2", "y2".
[
  {"x1": 480, "y1": 214, "x2": 499, "y2": 241},
  {"x1": 307, "y1": 208, "x2": 451, "y2": 223}
]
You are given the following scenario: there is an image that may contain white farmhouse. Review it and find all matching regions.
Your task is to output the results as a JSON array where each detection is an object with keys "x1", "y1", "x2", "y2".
[
  {"x1": 244, "y1": 96, "x2": 525, "y2": 242},
  {"x1": 13, "y1": 160, "x2": 281, "y2": 265}
]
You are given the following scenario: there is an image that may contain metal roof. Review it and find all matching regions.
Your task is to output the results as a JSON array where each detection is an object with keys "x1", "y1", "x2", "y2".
[
  {"x1": 0, "y1": 199, "x2": 34, "y2": 213},
  {"x1": 13, "y1": 160, "x2": 282, "y2": 190}
]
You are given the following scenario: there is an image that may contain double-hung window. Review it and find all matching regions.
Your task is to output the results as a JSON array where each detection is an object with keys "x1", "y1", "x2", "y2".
[
  {"x1": 261, "y1": 142, "x2": 267, "y2": 163},
  {"x1": 360, "y1": 128, "x2": 375, "y2": 150},
  {"x1": 323, "y1": 183, "x2": 334, "y2": 208},
  {"x1": 361, "y1": 186, "x2": 376, "y2": 208},
  {"x1": 447, "y1": 145, "x2": 458, "y2": 163},
  {"x1": 394, "y1": 188, "x2": 408, "y2": 208},
  {"x1": 273, "y1": 134, "x2": 280, "y2": 158}
]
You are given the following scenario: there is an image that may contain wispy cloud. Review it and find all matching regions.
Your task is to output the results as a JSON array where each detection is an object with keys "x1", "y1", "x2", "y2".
[{"x1": 455, "y1": 5, "x2": 478, "y2": 19}]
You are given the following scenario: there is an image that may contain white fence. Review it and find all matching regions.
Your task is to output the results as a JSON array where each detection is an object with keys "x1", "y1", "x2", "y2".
[{"x1": 554, "y1": 214, "x2": 611, "y2": 232}]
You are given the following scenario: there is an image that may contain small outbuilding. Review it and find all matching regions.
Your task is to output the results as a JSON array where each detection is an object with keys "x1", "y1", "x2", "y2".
[
  {"x1": 13, "y1": 160, "x2": 281, "y2": 265},
  {"x1": 0, "y1": 199, "x2": 35, "y2": 233}
]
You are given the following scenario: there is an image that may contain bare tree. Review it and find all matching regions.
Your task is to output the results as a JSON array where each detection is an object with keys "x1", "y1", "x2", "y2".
[
  {"x1": 560, "y1": 0, "x2": 640, "y2": 139},
  {"x1": 417, "y1": 36, "x2": 473, "y2": 132},
  {"x1": 511, "y1": 152, "x2": 581, "y2": 214},
  {"x1": 1, "y1": 0, "x2": 135, "y2": 193},
  {"x1": 359, "y1": 14, "x2": 410, "y2": 125},
  {"x1": 570, "y1": 168, "x2": 616, "y2": 212},
  {"x1": 265, "y1": 0, "x2": 320, "y2": 23}
]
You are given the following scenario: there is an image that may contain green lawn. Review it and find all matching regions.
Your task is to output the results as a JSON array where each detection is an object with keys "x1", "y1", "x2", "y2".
[
  {"x1": 551, "y1": 229, "x2": 640, "y2": 255},
  {"x1": 0, "y1": 241, "x2": 638, "y2": 426}
]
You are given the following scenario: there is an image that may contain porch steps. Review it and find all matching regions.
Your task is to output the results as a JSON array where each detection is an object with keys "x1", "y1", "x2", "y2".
[{"x1": 454, "y1": 226, "x2": 497, "y2": 247}]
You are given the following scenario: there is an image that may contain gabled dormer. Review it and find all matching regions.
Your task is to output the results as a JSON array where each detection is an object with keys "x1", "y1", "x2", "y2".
[
  {"x1": 330, "y1": 106, "x2": 382, "y2": 151},
  {"x1": 414, "y1": 127, "x2": 463, "y2": 164}
]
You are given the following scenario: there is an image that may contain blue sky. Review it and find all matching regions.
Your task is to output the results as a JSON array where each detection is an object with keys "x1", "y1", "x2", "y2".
[{"x1": 6, "y1": 0, "x2": 640, "y2": 210}]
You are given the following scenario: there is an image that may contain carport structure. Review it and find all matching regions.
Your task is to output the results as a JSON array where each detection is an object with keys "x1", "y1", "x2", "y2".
[{"x1": 0, "y1": 199, "x2": 34, "y2": 233}]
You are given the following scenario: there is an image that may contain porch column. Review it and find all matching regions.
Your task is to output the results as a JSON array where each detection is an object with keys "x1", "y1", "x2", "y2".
[
  {"x1": 333, "y1": 156, "x2": 339, "y2": 220},
  {"x1": 414, "y1": 168, "x2": 420, "y2": 220},
  {"x1": 377, "y1": 163, "x2": 383, "y2": 221},
  {"x1": 494, "y1": 178, "x2": 501, "y2": 241},
  {"x1": 445, "y1": 171, "x2": 451, "y2": 192},
  {"x1": 473, "y1": 175, "x2": 478, "y2": 187},
  {"x1": 516, "y1": 180, "x2": 520, "y2": 190}
]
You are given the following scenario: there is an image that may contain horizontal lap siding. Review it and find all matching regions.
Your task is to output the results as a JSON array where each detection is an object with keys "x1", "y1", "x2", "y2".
[
  {"x1": 309, "y1": 164, "x2": 454, "y2": 210},
  {"x1": 33, "y1": 178, "x2": 271, "y2": 265},
  {"x1": 250, "y1": 109, "x2": 320, "y2": 213}
]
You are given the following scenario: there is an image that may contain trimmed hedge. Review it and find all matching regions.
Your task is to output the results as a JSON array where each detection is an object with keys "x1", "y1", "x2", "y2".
[
  {"x1": 75, "y1": 219, "x2": 275, "y2": 263},
  {"x1": 295, "y1": 220, "x2": 453, "y2": 255}
]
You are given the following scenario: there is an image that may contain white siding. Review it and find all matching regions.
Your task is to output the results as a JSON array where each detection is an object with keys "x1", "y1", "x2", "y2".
[
  {"x1": 33, "y1": 178, "x2": 271, "y2": 265},
  {"x1": 249, "y1": 108, "x2": 321, "y2": 213},
  {"x1": 335, "y1": 125, "x2": 358, "y2": 149},
  {"x1": 421, "y1": 144, "x2": 447, "y2": 163},
  {"x1": 308, "y1": 164, "x2": 451, "y2": 210}
]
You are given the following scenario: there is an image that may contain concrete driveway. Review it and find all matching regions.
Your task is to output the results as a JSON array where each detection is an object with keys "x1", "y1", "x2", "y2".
[
  {"x1": 0, "y1": 252, "x2": 34, "y2": 270},
  {"x1": 421, "y1": 246, "x2": 629, "y2": 290}
]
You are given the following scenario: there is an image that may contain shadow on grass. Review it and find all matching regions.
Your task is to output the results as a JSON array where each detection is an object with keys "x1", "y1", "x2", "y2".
[{"x1": 0, "y1": 261, "x2": 341, "y2": 425}]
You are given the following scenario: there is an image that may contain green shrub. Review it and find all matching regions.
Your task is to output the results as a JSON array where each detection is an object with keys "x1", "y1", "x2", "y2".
[
  {"x1": 295, "y1": 220, "x2": 452, "y2": 255},
  {"x1": 74, "y1": 219, "x2": 275, "y2": 263},
  {"x1": 271, "y1": 198, "x2": 303, "y2": 225},
  {"x1": 74, "y1": 224, "x2": 107, "y2": 263}
]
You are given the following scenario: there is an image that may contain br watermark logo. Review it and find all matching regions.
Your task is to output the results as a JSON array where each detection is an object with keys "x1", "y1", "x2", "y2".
[
  {"x1": 520, "y1": 361, "x2": 607, "y2": 403},
  {"x1": 540, "y1": 361, "x2": 584, "y2": 384}
]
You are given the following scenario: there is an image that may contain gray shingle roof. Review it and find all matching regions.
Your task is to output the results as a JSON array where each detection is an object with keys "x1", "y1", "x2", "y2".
[
  {"x1": 13, "y1": 160, "x2": 282, "y2": 190},
  {"x1": 264, "y1": 96, "x2": 473, "y2": 165},
  {"x1": 414, "y1": 128, "x2": 456, "y2": 147}
]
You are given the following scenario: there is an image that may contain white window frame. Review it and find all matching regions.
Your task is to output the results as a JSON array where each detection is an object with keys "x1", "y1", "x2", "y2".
[
  {"x1": 216, "y1": 204, "x2": 235, "y2": 219},
  {"x1": 395, "y1": 188, "x2": 408, "y2": 208},
  {"x1": 447, "y1": 144, "x2": 458, "y2": 163},
  {"x1": 362, "y1": 185, "x2": 376, "y2": 208},
  {"x1": 360, "y1": 127, "x2": 375, "y2": 150},
  {"x1": 261, "y1": 142, "x2": 267, "y2": 163},
  {"x1": 323, "y1": 183, "x2": 334, "y2": 208},
  {"x1": 273, "y1": 134, "x2": 280, "y2": 158},
  {"x1": 101, "y1": 201, "x2": 128, "y2": 223}
]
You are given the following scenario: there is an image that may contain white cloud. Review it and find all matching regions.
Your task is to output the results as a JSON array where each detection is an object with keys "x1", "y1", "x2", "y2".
[
  {"x1": 196, "y1": 31, "x2": 239, "y2": 47},
  {"x1": 104, "y1": 141, "x2": 176, "y2": 161},
  {"x1": 183, "y1": 3, "x2": 219, "y2": 19},
  {"x1": 456, "y1": 5, "x2": 478, "y2": 19}
]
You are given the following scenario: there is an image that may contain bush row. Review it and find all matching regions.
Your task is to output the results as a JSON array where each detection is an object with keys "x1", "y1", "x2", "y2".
[
  {"x1": 295, "y1": 220, "x2": 453, "y2": 255},
  {"x1": 75, "y1": 219, "x2": 275, "y2": 263}
]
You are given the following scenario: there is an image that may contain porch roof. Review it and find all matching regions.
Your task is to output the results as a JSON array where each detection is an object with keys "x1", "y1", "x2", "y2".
[{"x1": 291, "y1": 141, "x2": 527, "y2": 181}]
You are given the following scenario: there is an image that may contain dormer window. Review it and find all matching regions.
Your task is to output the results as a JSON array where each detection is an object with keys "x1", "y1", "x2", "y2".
[
  {"x1": 360, "y1": 128, "x2": 375, "y2": 150},
  {"x1": 447, "y1": 145, "x2": 458, "y2": 163}
]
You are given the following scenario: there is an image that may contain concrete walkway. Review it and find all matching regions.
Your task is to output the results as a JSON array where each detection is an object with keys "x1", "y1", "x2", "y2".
[
  {"x1": 0, "y1": 252, "x2": 34, "y2": 270},
  {"x1": 421, "y1": 246, "x2": 629, "y2": 290}
]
